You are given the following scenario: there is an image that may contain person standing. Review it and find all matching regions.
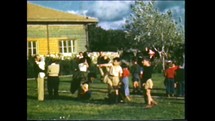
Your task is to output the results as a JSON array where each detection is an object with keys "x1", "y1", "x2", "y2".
[
  {"x1": 175, "y1": 65, "x2": 185, "y2": 97},
  {"x1": 97, "y1": 51, "x2": 110, "y2": 82},
  {"x1": 165, "y1": 61, "x2": 179, "y2": 97},
  {"x1": 141, "y1": 57, "x2": 157, "y2": 108},
  {"x1": 130, "y1": 58, "x2": 142, "y2": 94},
  {"x1": 121, "y1": 63, "x2": 131, "y2": 102},
  {"x1": 77, "y1": 52, "x2": 89, "y2": 80},
  {"x1": 47, "y1": 58, "x2": 60, "y2": 99},
  {"x1": 33, "y1": 54, "x2": 44, "y2": 86},
  {"x1": 35, "y1": 55, "x2": 46, "y2": 101},
  {"x1": 100, "y1": 57, "x2": 123, "y2": 103}
]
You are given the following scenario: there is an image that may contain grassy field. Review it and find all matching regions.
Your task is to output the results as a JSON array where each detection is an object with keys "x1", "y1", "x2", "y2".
[{"x1": 27, "y1": 73, "x2": 185, "y2": 120}]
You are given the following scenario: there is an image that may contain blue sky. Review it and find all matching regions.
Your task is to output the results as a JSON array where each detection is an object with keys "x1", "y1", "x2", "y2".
[{"x1": 28, "y1": 0, "x2": 185, "y2": 30}]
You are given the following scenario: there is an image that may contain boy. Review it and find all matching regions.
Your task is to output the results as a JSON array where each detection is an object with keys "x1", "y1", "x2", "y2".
[
  {"x1": 99, "y1": 57, "x2": 123, "y2": 103},
  {"x1": 141, "y1": 57, "x2": 157, "y2": 108},
  {"x1": 130, "y1": 58, "x2": 142, "y2": 94},
  {"x1": 77, "y1": 73, "x2": 97, "y2": 100}
]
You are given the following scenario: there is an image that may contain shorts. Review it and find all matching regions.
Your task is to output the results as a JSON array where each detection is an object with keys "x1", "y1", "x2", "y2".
[
  {"x1": 144, "y1": 79, "x2": 153, "y2": 89},
  {"x1": 106, "y1": 76, "x2": 120, "y2": 89}
]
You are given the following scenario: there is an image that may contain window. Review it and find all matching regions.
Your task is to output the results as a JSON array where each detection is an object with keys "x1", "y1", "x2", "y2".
[
  {"x1": 27, "y1": 41, "x2": 37, "y2": 57},
  {"x1": 59, "y1": 40, "x2": 75, "y2": 54}
]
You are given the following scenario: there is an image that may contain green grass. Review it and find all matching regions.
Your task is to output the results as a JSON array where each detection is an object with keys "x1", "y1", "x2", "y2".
[{"x1": 27, "y1": 73, "x2": 185, "y2": 120}]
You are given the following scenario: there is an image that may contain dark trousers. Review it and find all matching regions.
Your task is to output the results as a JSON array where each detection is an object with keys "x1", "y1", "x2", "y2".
[
  {"x1": 166, "y1": 79, "x2": 175, "y2": 95},
  {"x1": 47, "y1": 76, "x2": 60, "y2": 97},
  {"x1": 178, "y1": 81, "x2": 185, "y2": 96}
]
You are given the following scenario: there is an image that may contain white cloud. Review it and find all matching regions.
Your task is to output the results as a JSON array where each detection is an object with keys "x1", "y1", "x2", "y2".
[
  {"x1": 98, "y1": 17, "x2": 127, "y2": 30},
  {"x1": 67, "y1": 10, "x2": 88, "y2": 16},
  {"x1": 67, "y1": 10, "x2": 79, "y2": 14},
  {"x1": 88, "y1": 1, "x2": 134, "y2": 21},
  {"x1": 66, "y1": 1, "x2": 134, "y2": 30}
]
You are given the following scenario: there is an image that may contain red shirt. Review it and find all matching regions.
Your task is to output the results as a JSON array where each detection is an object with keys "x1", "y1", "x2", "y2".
[
  {"x1": 165, "y1": 66, "x2": 179, "y2": 79},
  {"x1": 122, "y1": 68, "x2": 130, "y2": 78}
]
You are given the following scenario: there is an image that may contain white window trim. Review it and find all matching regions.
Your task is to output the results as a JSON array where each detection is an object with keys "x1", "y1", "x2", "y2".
[
  {"x1": 59, "y1": 40, "x2": 75, "y2": 56},
  {"x1": 27, "y1": 41, "x2": 37, "y2": 57}
]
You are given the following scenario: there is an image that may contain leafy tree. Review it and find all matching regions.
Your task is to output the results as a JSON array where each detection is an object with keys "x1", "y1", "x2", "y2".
[
  {"x1": 124, "y1": 0, "x2": 185, "y2": 71},
  {"x1": 88, "y1": 24, "x2": 131, "y2": 51}
]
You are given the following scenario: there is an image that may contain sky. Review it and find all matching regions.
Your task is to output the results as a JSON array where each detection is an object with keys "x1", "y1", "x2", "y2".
[{"x1": 29, "y1": 0, "x2": 185, "y2": 30}]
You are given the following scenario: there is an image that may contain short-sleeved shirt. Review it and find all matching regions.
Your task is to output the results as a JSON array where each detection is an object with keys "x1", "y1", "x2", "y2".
[
  {"x1": 142, "y1": 66, "x2": 152, "y2": 83},
  {"x1": 109, "y1": 65, "x2": 123, "y2": 77}
]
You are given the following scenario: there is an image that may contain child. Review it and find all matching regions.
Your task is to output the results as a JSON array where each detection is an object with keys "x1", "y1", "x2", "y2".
[
  {"x1": 121, "y1": 62, "x2": 131, "y2": 102},
  {"x1": 130, "y1": 58, "x2": 142, "y2": 94},
  {"x1": 100, "y1": 57, "x2": 123, "y2": 103},
  {"x1": 165, "y1": 61, "x2": 179, "y2": 97},
  {"x1": 141, "y1": 57, "x2": 157, "y2": 108},
  {"x1": 77, "y1": 73, "x2": 96, "y2": 100}
]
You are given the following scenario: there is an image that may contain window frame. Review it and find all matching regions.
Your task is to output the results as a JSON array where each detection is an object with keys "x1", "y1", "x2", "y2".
[
  {"x1": 27, "y1": 40, "x2": 38, "y2": 57},
  {"x1": 58, "y1": 39, "x2": 75, "y2": 55}
]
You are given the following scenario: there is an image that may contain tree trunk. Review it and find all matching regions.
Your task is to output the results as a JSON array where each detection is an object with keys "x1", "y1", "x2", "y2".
[
  {"x1": 162, "y1": 45, "x2": 165, "y2": 71},
  {"x1": 161, "y1": 33, "x2": 166, "y2": 72}
]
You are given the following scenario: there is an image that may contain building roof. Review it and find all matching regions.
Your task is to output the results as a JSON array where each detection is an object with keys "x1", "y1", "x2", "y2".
[{"x1": 27, "y1": 2, "x2": 98, "y2": 23}]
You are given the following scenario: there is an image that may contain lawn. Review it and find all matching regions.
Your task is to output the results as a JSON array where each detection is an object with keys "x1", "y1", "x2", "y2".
[{"x1": 27, "y1": 73, "x2": 185, "y2": 120}]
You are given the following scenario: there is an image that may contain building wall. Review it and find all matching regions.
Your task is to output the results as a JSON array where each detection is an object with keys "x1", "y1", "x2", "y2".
[{"x1": 27, "y1": 24, "x2": 87, "y2": 56}]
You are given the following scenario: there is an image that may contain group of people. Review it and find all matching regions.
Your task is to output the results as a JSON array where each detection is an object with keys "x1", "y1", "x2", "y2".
[
  {"x1": 32, "y1": 48, "x2": 184, "y2": 109},
  {"x1": 90, "y1": 50, "x2": 158, "y2": 108},
  {"x1": 164, "y1": 61, "x2": 185, "y2": 97},
  {"x1": 33, "y1": 54, "x2": 60, "y2": 101}
]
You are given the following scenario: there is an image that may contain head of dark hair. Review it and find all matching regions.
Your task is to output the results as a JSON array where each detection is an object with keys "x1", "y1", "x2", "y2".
[
  {"x1": 113, "y1": 57, "x2": 121, "y2": 62},
  {"x1": 172, "y1": 60, "x2": 177, "y2": 65},
  {"x1": 83, "y1": 51, "x2": 88, "y2": 57},
  {"x1": 34, "y1": 54, "x2": 40, "y2": 59}
]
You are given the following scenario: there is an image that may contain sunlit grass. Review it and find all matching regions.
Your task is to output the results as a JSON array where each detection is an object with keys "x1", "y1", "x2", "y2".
[{"x1": 27, "y1": 73, "x2": 185, "y2": 120}]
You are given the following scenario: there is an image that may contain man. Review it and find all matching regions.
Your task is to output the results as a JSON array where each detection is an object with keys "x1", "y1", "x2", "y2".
[
  {"x1": 34, "y1": 55, "x2": 46, "y2": 101},
  {"x1": 47, "y1": 58, "x2": 60, "y2": 98}
]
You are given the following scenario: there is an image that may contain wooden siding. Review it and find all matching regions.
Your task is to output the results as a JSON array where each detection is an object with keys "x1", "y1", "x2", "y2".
[{"x1": 27, "y1": 24, "x2": 87, "y2": 56}]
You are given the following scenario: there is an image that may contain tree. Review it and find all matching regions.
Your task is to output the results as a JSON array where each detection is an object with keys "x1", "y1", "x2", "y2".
[
  {"x1": 88, "y1": 24, "x2": 132, "y2": 51},
  {"x1": 124, "y1": 0, "x2": 185, "y2": 71}
]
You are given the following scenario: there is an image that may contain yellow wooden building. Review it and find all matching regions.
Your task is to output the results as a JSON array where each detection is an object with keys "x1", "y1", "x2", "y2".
[{"x1": 27, "y1": 3, "x2": 98, "y2": 57}]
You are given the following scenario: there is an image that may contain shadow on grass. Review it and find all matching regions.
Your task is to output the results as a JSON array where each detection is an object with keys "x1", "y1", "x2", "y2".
[
  {"x1": 152, "y1": 92, "x2": 166, "y2": 97},
  {"x1": 49, "y1": 95, "x2": 78, "y2": 101},
  {"x1": 59, "y1": 80, "x2": 72, "y2": 83},
  {"x1": 27, "y1": 95, "x2": 37, "y2": 100},
  {"x1": 91, "y1": 85, "x2": 108, "y2": 90},
  {"x1": 91, "y1": 89, "x2": 107, "y2": 93},
  {"x1": 27, "y1": 94, "x2": 78, "y2": 101},
  {"x1": 80, "y1": 98, "x2": 144, "y2": 106},
  {"x1": 153, "y1": 87, "x2": 166, "y2": 91}
]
